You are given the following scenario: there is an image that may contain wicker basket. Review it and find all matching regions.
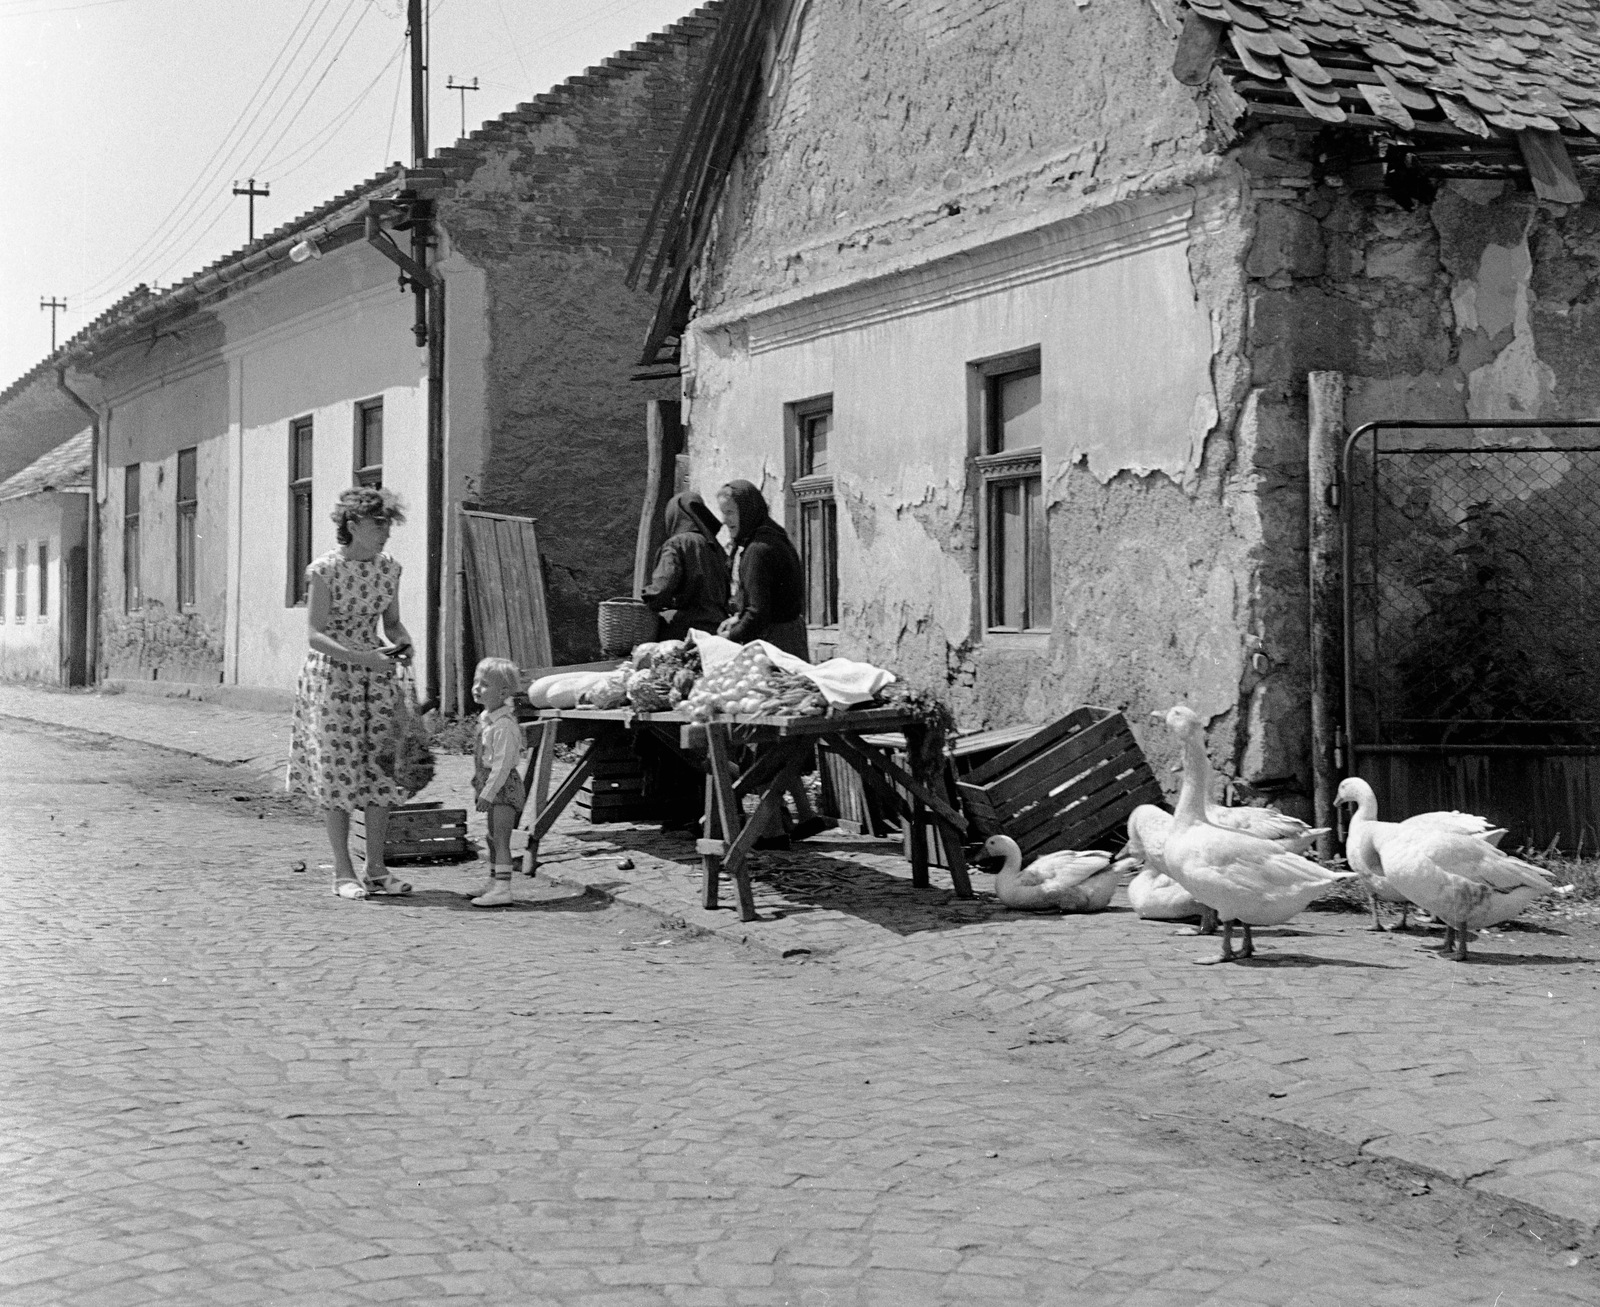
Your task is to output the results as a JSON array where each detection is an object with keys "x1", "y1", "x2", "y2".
[{"x1": 597, "y1": 597, "x2": 659, "y2": 657}]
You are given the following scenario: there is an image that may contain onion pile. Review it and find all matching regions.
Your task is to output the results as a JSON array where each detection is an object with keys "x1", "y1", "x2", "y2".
[{"x1": 685, "y1": 644, "x2": 827, "y2": 722}]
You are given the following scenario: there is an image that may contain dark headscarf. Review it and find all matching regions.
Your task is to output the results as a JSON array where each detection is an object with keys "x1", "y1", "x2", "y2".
[
  {"x1": 664, "y1": 491, "x2": 722, "y2": 544},
  {"x1": 718, "y1": 479, "x2": 771, "y2": 547}
]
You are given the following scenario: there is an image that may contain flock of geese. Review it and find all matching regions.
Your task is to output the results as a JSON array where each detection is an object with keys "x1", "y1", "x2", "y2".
[{"x1": 978, "y1": 704, "x2": 1569, "y2": 963}]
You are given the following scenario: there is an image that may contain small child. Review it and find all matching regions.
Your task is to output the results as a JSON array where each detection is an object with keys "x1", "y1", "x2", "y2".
[{"x1": 470, "y1": 657, "x2": 526, "y2": 907}]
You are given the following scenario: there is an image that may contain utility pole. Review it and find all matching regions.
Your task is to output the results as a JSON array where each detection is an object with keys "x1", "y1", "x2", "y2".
[
  {"x1": 40, "y1": 297, "x2": 66, "y2": 352},
  {"x1": 445, "y1": 75, "x2": 478, "y2": 139},
  {"x1": 232, "y1": 178, "x2": 270, "y2": 242}
]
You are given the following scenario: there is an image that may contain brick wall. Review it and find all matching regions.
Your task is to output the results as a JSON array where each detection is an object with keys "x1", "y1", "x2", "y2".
[{"x1": 434, "y1": 8, "x2": 719, "y2": 664}]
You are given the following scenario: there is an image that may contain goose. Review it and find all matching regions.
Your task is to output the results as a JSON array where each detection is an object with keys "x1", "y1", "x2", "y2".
[
  {"x1": 1335, "y1": 781, "x2": 1562, "y2": 961},
  {"x1": 1156, "y1": 706, "x2": 1356, "y2": 963},
  {"x1": 1117, "y1": 805, "x2": 1206, "y2": 922},
  {"x1": 1335, "y1": 777, "x2": 1508, "y2": 932},
  {"x1": 1206, "y1": 803, "x2": 1329, "y2": 855},
  {"x1": 980, "y1": 835, "x2": 1118, "y2": 913}
]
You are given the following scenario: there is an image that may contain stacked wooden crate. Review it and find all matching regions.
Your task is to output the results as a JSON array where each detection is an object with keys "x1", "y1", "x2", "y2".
[
  {"x1": 575, "y1": 735, "x2": 657, "y2": 823},
  {"x1": 954, "y1": 707, "x2": 1161, "y2": 860}
]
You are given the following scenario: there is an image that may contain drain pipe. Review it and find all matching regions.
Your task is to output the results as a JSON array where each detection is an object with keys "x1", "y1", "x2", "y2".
[{"x1": 56, "y1": 365, "x2": 101, "y2": 686}]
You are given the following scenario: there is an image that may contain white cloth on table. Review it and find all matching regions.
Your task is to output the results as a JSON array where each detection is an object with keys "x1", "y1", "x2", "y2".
[{"x1": 687, "y1": 629, "x2": 895, "y2": 708}]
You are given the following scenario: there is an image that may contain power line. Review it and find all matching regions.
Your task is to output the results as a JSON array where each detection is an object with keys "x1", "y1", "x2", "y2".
[
  {"x1": 259, "y1": 32, "x2": 406, "y2": 182},
  {"x1": 66, "y1": 0, "x2": 326, "y2": 306},
  {"x1": 247, "y1": 0, "x2": 371, "y2": 176}
]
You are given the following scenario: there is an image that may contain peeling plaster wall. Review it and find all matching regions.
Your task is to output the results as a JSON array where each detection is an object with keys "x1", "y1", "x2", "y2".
[
  {"x1": 1233, "y1": 124, "x2": 1600, "y2": 808},
  {"x1": 684, "y1": 0, "x2": 1279, "y2": 782},
  {"x1": 435, "y1": 23, "x2": 713, "y2": 664},
  {"x1": 701, "y1": 0, "x2": 1209, "y2": 315},
  {"x1": 686, "y1": 180, "x2": 1263, "y2": 759}
]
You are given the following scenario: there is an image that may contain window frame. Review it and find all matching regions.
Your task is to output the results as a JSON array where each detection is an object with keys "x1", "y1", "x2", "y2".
[
  {"x1": 354, "y1": 398, "x2": 383, "y2": 488},
  {"x1": 11, "y1": 542, "x2": 25, "y2": 622},
  {"x1": 36, "y1": 539, "x2": 48, "y2": 620},
  {"x1": 288, "y1": 416, "x2": 314, "y2": 607},
  {"x1": 785, "y1": 394, "x2": 839, "y2": 630},
  {"x1": 969, "y1": 348, "x2": 1050, "y2": 637},
  {"x1": 176, "y1": 447, "x2": 198, "y2": 612},
  {"x1": 123, "y1": 464, "x2": 142, "y2": 614}
]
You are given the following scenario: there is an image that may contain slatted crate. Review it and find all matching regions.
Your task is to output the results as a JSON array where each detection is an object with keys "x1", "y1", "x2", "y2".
[
  {"x1": 954, "y1": 707, "x2": 1162, "y2": 860},
  {"x1": 575, "y1": 736, "x2": 657, "y2": 823},
  {"x1": 352, "y1": 802, "x2": 471, "y2": 863},
  {"x1": 817, "y1": 740, "x2": 896, "y2": 837}
]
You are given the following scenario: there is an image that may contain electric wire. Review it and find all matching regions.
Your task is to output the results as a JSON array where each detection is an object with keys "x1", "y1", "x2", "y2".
[
  {"x1": 65, "y1": 0, "x2": 328, "y2": 307},
  {"x1": 260, "y1": 31, "x2": 406, "y2": 183},
  {"x1": 247, "y1": 0, "x2": 372, "y2": 178}
]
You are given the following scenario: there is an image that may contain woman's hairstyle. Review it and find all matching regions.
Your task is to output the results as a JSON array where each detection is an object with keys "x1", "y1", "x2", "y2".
[
  {"x1": 331, "y1": 486, "x2": 407, "y2": 544},
  {"x1": 474, "y1": 656, "x2": 521, "y2": 701}
]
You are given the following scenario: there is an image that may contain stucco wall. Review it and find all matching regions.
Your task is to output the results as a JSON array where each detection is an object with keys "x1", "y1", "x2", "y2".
[
  {"x1": 434, "y1": 13, "x2": 716, "y2": 664},
  {"x1": 701, "y1": 0, "x2": 1210, "y2": 315},
  {"x1": 98, "y1": 332, "x2": 231, "y2": 685},
  {"x1": 221, "y1": 244, "x2": 427, "y2": 693},
  {"x1": 0, "y1": 491, "x2": 86, "y2": 683},
  {"x1": 685, "y1": 182, "x2": 1264, "y2": 755},
  {"x1": 680, "y1": 0, "x2": 1284, "y2": 786}
]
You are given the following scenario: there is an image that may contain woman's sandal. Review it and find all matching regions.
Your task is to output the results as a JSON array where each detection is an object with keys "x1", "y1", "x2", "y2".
[
  {"x1": 366, "y1": 874, "x2": 412, "y2": 896},
  {"x1": 332, "y1": 872, "x2": 368, "y2": 899}
]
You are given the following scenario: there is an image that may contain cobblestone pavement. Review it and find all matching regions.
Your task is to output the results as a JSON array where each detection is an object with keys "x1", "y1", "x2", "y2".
[{"x1": 3, "y1": 715, "x2": 1597, "y2": 1306}]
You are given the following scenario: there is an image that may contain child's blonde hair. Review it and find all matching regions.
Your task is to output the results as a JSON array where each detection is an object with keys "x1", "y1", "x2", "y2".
[{"x1": 474, "y1": 657, "x2": 521, "y2": 701}]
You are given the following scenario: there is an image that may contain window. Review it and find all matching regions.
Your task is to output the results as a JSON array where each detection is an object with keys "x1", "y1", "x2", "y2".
[
  {"x1": 787, "y1": 396, "x2": 838, "y2": 628},
  {"x1": 176, "y1": 447, "x2": 197, "y2": 610},
  {"x1": 36, "y1": 540, "x2": 48, "y2": 619},
  {"x1": 355, "y1": 399, "x2": 383, "y2": 487},
  {"x1": 1, "y1": 544, "x2": 8, "y2": 623},
  {"x1": 289, "y1": 416, "x2": 314, "y2": 605},
  {"x1": 123, "y1": 464, "x2": 142, "y2": 612},
  {"x1": 12, "y1": 544, "x2": 24, "y2": 622},
  {"x1": 973, "y1": 349, "x2": 1050, "y2": 633}
]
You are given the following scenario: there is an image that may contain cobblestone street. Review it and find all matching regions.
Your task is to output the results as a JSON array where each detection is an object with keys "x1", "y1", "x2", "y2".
[{"x1": 3, "y1": 705, "x2": 1599, "y2": 1304}]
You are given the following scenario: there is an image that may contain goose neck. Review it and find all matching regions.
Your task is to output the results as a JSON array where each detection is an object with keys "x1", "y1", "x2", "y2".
[{"x1": 1173, "y1": 728, "x2": 1211, "y2": 826}]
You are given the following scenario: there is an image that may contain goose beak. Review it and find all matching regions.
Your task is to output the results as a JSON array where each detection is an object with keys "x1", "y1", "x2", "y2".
[
  {"x1": 1112, "y1": 856, "x2": 1137, "y2": 876},
  {"x1": 1148, "y1": 709, "x2": 1165, "y2": 725}
]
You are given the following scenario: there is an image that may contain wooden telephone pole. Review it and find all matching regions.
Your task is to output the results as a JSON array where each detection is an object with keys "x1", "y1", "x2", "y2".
[
  {"x1": 232, "y1": 178, "x2": 270, "y2": 242},
  {"x1": 40, "y1": 297, "x2": 66, "y2": 352}
]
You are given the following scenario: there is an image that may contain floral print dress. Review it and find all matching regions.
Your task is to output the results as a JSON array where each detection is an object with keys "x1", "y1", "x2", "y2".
[{"x1": 287, "y1": 550, "x2": 404, "y2": 811}]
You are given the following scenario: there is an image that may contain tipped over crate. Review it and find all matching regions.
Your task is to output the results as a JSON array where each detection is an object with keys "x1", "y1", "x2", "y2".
[
  {"x1": 352, "y1": 802, "x2": 471, "y2": 863},
  {"x1": 954, "y1": 707, "x2": 1161, "y2": 860}
]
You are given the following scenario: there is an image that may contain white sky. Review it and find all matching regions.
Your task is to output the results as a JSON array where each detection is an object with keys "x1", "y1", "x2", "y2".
[{"x1": 0, "y1": 0, "x2": 702, "y2": 387}]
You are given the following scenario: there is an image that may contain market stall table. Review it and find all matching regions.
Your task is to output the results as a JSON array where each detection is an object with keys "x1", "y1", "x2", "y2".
[{"x1": 515, "y1": 706, "x2": 973, "y2": 922}]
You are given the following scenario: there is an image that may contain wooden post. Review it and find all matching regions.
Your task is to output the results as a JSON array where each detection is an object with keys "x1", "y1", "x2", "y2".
[
  {"x1": 633, "y1": 400, "x2": 684, "y2": 598},
  {"x1": 1308, "y1": 371, "x2": 1345, "y2": 858}
]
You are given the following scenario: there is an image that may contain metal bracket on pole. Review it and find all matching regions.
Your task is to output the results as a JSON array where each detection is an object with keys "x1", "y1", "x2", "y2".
[{"x1": 364, "y1": 209, "x2": 434, "y2": 289}]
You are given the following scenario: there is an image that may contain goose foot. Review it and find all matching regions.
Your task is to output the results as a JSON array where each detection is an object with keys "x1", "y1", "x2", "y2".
[
  {"x1": 1194, "y1": 920, "x2": 1240, "y2": 964},
  {"x1": 1238, "y1": 924, "x2": 1255, "y2": 959},
  {"x1": 1367, "y1": 892, "x2": 1387, "y2": 932}
]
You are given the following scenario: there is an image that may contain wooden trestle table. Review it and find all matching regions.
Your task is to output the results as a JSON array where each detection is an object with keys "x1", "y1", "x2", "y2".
[{"x1": 515, "y1": 706, "x2": 974, "y2": 922}]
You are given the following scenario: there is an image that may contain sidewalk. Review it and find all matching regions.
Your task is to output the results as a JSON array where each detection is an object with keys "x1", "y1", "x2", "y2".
[{"x1": 4, "y1": 683, "x2": 1597, "y2": 1236}]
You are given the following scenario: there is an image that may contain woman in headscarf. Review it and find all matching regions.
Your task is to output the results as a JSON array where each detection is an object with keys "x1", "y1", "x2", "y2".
[
  {"x1": 715, "y1": 479, "x2": 828, "y2": 845},
  {"x1": 715, "y1": 479, "x2": 808, "y2": 661},
  {"x1": 641, "y1": 491, "x2": 731, "y2": 641}
]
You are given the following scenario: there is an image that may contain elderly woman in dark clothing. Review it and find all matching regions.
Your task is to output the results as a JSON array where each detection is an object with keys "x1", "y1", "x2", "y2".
[
  {"x1": 641, "y1": 492, "x2": 731, "y2": 640},
  {"x1": 715, "y1": 479, "x2": 809, "y2": 661},
  {"x1": 715, "y1": 478, "x2": 828, "y2": 844}
]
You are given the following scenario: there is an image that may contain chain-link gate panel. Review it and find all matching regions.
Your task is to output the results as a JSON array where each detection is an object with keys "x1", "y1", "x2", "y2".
[{"x1": 1341, "y1": 420, "x2": 1600, "y2": 848}]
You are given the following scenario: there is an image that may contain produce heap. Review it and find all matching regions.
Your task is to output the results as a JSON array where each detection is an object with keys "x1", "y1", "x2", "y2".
[{"x1": 681, "y1": 643, "x2": 828, "y2": 722}]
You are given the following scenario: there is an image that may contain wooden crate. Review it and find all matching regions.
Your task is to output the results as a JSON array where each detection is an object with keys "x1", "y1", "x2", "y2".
[
  {"x1": 817, "y1": 740, "x2": 895, "y2": 837},
  {"x1": 954, "y1": 707, "x2": 1162, "y2": 860},
  {"x1": 351, "y1": 802, "x2": 471, "y2": 863},
  {"x1": 576, "y1": 736, "x2": 656, "y2": 823}
]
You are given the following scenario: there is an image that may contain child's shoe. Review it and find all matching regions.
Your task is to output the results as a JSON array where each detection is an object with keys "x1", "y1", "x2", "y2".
[{"x1": 472, "y1": 879, "x2": 514, "y2": 907}]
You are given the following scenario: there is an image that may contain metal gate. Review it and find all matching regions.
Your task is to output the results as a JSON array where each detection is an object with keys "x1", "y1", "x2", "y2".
[{"x1": 1341, "y1": 419, "x2": 1600, "y2": 851}]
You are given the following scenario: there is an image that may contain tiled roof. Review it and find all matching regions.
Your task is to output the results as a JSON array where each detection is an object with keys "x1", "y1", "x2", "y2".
[
  {"x1": 1187, "y1": 0, "x2": 1600, "y2": 139},
  {"x1": 0, "y1": 430, "x2": 92, "y2": 503}
]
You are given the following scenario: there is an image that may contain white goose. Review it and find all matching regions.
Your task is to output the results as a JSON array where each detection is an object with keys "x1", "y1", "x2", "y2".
[
  {"x1": 1206, "y1": 803, "x2": 1328, "y2": 855},
  {"x1": 981, "y1": 835, "x2": 1118, "y2": 913},
  {"x1": 1336, "y1": 778, "x2": 1561, "y2": 961},
  {"x1": 1335, "y1": 777, "x2": 1507, "y2": 932},
  {"x1": 1117, "y1": 805, "x2": 1205, "y2": 922},
  {"x1": 1157, "y1": 705, "x2": 1356, "y2": 963}
]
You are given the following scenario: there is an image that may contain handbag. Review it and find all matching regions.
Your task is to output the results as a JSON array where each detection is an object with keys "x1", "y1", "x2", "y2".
[{"x1": 378, "y1": 664, "x2": 436, "y2": 798}]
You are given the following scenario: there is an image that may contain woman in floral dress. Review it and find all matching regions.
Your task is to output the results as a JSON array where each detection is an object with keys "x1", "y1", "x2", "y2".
[{"x1": 287, "y1": 487, "x2": 416, "y2": 899}]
